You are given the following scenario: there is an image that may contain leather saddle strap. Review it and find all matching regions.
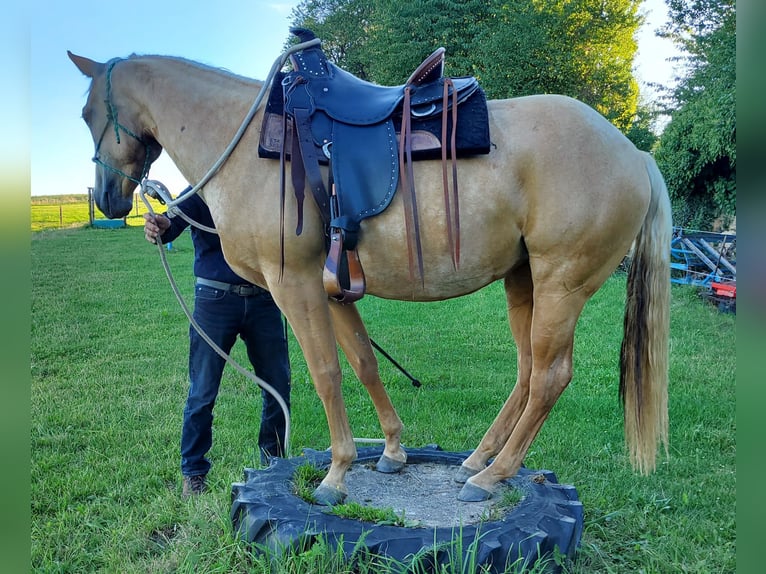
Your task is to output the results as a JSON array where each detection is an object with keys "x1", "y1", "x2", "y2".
[
  {"x1": 439, "y1": 78, "x2": 461, "y2": 270},
  {"x1": 292, "y1": 107, "x2": 330, "y2": 226},
  {"x1": 448, "y1": 78, "x2": 461, "y2": 268},
  {"x1": 279, "y1": 111, "x2": 289, "y2": 281},
  {"x1": 399, "y1": 86, "x2": 425, "y2": 286},
  {"x1": 440, "y1": 78, "x2": 455, "y2": 271},
  {"x1": 289, "y1": 118, "x2": 305, "y2": 236}
]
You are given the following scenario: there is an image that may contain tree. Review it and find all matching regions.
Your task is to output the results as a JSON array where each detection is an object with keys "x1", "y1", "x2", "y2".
[
  {"x1": 288, "y1": 0, "x2": 648, "y2": 143},
  {"x1": 469, "y1": 0, "x2": 642, "y2": 131},
  {"x1": 365, "y1": 0, "x2": 495, "y2": 83},
  {"x1": 653, "y1": 0, "x2": 735, "y2": 230},
  {"x1": 287, "y1": 0, "x2": 375, "y2": 78},
  {"x1": 288, "y1": 0, "x2": 496, "y2": 82},
  {"x1": 625, "y1": 100, "x2": 660, "y2": 151}
]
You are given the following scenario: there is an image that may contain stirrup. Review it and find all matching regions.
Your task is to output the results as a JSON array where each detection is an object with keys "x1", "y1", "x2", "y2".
[{"x1": 323, "y1": 229, "x2": 366, "y2": 303}]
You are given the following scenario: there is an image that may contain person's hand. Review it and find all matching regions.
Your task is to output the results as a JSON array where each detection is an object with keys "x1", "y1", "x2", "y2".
[{"x1": 143, "y1": 213, "x2": 171, "y2": 244}]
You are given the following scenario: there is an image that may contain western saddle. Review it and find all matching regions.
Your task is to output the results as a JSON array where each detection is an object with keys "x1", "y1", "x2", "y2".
[{"x1": 260, "y1": 28, "x2": 490, "y2": 302}]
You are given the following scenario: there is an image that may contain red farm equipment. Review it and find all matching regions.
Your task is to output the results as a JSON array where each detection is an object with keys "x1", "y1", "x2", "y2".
[{"x1": 670, "y1": 227, "x2": 736, "y2": 313}]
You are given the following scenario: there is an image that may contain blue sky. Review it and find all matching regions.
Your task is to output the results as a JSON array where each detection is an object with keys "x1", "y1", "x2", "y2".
[{"x1": 29, "y1": 0, "x2": 678, "y2": 196}]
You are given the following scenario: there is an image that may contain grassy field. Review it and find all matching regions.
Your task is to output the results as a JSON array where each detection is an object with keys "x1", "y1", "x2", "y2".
[
  {"x1": 31, "y1": 225, "x2": 735, "y2": 572},
  {"x1": 30, "y1": 194, "x2": 165, "y2": 232}
]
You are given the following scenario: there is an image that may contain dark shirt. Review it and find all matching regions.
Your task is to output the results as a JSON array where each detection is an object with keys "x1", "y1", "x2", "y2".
[{"x1": 159, "y1": 190, "x2": 252, "y2": 285}]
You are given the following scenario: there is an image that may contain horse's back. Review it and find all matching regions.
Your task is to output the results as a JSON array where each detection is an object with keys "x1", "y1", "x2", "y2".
[
  {"x1": 359, "y1": 94, "x2": 651, "y2": 300},
  {"x1": 488, "y1": 95, "x2": 651, "y2": 276}
]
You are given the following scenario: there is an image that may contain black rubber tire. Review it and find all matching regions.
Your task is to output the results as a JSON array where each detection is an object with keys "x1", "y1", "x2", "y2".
[{"x1": 231, "y1": 445, "x2": 583, "y2": 573}]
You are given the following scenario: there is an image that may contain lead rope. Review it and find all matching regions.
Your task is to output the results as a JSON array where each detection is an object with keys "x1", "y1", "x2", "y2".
[
  {"x1": 142, "y1": 37, "x2": 321, "y2": 210},
  {"x1": 140, "y1": 190, "x2": 293, "y2": 462},
  {"x1": 134, "y1": 41, "x2": 324, "y2": 462}
]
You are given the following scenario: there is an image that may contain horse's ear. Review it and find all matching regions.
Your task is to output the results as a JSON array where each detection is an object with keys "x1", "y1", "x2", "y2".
[{"x1": 67, "y1": 51, "x2": 104, "y2": 78}]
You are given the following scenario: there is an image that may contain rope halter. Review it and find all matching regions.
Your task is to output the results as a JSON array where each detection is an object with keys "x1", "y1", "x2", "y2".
[{"x1": 92, "y1": 58, "x2": 153, "y2": 185}]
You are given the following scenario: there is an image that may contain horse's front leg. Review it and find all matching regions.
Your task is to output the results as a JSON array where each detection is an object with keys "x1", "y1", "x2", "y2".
[
  {"x1": 269, "y1": 283, "x2": 356, "y2": 506},
  {"x1": 329, "y1": 301, "x2": 407, "y2": 473}
]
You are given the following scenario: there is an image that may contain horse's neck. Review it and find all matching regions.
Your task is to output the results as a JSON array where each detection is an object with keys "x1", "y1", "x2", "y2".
[{"x1": 133, "y1": 57, "x2": 265, "y2": 186}]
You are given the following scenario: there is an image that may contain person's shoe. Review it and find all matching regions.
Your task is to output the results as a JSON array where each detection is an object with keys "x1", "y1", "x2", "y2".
[{"x1": 182, "y1": 474, "x2": 207, "y2": 498}]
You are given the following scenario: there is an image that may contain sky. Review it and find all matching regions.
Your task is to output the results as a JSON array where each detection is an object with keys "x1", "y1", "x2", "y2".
[{"x1": 29, "y1": 0, "x2": 679, "y2": 197}]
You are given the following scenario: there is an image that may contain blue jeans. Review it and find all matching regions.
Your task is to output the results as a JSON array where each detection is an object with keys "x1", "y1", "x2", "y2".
[{"x1": 181, "y1": 283, "x2": 291, "y2": 477}]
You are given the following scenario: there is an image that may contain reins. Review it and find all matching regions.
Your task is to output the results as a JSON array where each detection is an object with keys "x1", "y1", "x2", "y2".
[
  {"x1": 116, "y1": 40, "x2": 423, "y2": 461},
  {"x1": 138, "y1": 37, "x2": 321, "y2": 211},
  {"x1": 130, "y1": 40, "x2": 320, "y2": 461},
  {"x1": 147, "y1": 223, "x2": 293, "y2": 459}
]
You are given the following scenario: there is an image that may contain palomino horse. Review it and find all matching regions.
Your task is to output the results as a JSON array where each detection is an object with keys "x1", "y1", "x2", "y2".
[{"x1": 69, "y1": 51, "x2": 671, "y2": 505}]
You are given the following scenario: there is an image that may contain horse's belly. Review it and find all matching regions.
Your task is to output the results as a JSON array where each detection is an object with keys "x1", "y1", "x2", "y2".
[
  {"x1": 359, "y1": 230, "x2": 524, "y2": 302},
  {"x1": 364, "y1": 272, "x2": 498, "y2": 301}
]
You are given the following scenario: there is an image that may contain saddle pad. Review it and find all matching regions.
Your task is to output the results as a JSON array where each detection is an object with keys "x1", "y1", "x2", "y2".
[{"x1": 258, "y1": 77, "x2": 490, "y2": 162}]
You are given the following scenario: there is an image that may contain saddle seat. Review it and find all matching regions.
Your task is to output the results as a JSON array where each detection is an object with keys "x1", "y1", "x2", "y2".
[
  {"x1": 306, "y1": 62, "x2": 480, "y2": 126},
  {"x1": 285, "y1": 36, "x2": 480, "y2": 131}
]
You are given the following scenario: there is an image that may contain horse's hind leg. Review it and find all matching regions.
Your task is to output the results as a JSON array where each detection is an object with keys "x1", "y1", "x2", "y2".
[
  {"x1": 456, "y1": 264, "x2": 534, "y2": 483},
  {"x1": 459, "y1": 287, "x2": 589, "y2": 502},
  {"x1": 329, "y1": 301, "x2": 407, "y2": 472}
]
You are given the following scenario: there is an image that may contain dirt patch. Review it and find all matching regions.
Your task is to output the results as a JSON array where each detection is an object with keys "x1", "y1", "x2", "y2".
[{"x1": 342, "y1": 461, "x2": 518, "y2": 528}]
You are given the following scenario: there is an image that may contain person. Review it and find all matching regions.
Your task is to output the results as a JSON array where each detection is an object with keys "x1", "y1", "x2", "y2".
[{"x1": 143, "y1": 189, "x2": 291, "y2": 498}]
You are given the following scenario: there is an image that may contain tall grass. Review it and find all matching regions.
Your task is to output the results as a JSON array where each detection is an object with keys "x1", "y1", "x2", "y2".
[{"x1": 31, "y1": 226, "x2": 735, "y2": 572}]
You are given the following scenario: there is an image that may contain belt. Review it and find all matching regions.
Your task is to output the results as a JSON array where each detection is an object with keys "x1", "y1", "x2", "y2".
[{"x1": 196, "y1": 277, "x2": 261, "y2": 296}]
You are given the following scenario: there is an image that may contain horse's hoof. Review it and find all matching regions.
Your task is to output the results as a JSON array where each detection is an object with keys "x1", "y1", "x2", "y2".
[
  {"x1": 458, "y1": 481, "x2": 493, "y2": 502},
  {"x1": 454, "y1": 464, "x2": 480, "y2": 484},
  {"x1": 376, "y1": 454, "x2": 405, "y2": 474},
  {"x1": 313, "y1": 484, "x2": 347, "y2": 506}
]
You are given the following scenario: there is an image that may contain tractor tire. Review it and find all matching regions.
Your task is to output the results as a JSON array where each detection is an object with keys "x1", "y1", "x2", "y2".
[{"x1": 231, "y1": 445, "x2": 583, "y2": 573}]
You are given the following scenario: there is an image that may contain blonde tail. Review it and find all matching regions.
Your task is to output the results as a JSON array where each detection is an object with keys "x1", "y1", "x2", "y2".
[{"x1": 619, "y1": 152, "x2": 671, "y2": 474}]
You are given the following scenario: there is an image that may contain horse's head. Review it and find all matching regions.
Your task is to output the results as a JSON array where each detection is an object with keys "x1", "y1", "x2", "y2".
[{"x1": 68, "y1": 52, "x2": 163, "y2": 218}]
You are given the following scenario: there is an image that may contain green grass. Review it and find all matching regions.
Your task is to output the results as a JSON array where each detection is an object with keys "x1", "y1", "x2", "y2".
[
  {"x1": 31, "y1": 226, "x2": 735, "y2": 572},
  {"x1": 31, "y1": 194, "x2": 166, "y2": 232},
  {"x1": 329, "y1": 501, "x2": 413, "y2": 527},
  {"x1": 291, "y1": 463, "x2": 327, "y2": 503}
]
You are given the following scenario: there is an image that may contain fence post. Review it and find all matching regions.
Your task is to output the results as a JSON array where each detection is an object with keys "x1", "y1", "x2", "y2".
[{"x1": 88, "y1": 187, "x2": 95, "y2": 226}]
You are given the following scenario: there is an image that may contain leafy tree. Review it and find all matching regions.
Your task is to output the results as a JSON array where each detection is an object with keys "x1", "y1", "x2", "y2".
[
  {"x1": 287, "y1": 0, "x2": 495, "y2": 81},
  {"x1": 470, "y1": 0, "x2": 642, "y2": 130},
  {"x1": 286, "y1": 0, "x2": 375, "y2": 78},
  {"x1": 653, "y1": 0, "x2": 735, "y2": 230},
  {"x1": 285, "y1": 0, "x2": 737, "y2": 224},
  {"x1": 366, "y1": 0, "x2": 495, "y2": 82},
  {"x1": 626, "y1": 100, "x2": 660, "y2": 151},
  {"x1": 288, "y1": 0, "x2": 648, "y2": 144}
]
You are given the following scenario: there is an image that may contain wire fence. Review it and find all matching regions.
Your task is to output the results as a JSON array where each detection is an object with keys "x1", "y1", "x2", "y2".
[{"x1": 31, "y1": 191, "x2": 166, "y2": 232}]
